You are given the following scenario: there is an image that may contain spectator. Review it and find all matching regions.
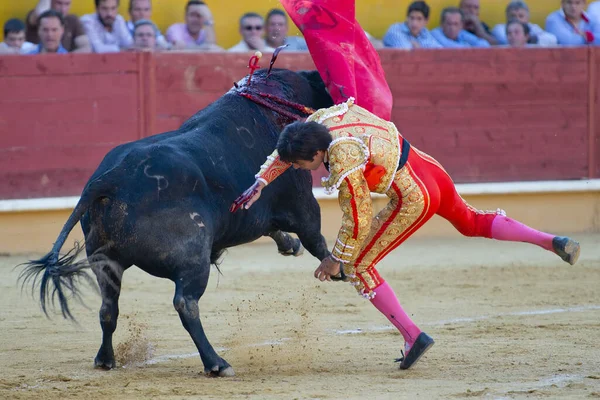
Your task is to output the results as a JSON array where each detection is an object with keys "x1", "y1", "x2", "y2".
[
  {"x1": 132, "y1": 19, "x2": 158, "y2": 51},
  {"x1": 228, "y1": 12, "x2": 275, "y2": 52},
  {"x1": 264, "y1": 8, "x2": 307, "y2": 51},
  {"x1": 166, "y1": 0, "x2": 218, "y2": 50},
  {"x1": 383, "y1": 1, "x2": 442, "y2": 49},
  {"x1": 506, "y1": 20, "x2": 530, "y2": 47},
  {"x1": 127, "y1": 0, "x2": 169, "y2": 49},
  {"x1": 81, "y1": 0, "x2": 133, "y2": 53},
  {"x1": 0, "y1": 19, "x2": 36, "y2": 54},
  {"x1": 28, "y1": 10, "x2": 68, "y2": 54},
  {"x1": 492, "y1": 1, "x2": 557, "y2": 46},
  {"x1": 546, "y1": 0, "x2": 600, "y2": 45},
  {"x1": 459, "y1": 0, "x2": 498, "y2": 45},
  {"x1": 431, "y1": 7, "x2": 490, "y2": 47},
  {"x1": 589, "y1": 1, "x2": 600, "y2": 21},
  {"x1": 25, "y1": 0, "x2": 91, "y2": 52}
]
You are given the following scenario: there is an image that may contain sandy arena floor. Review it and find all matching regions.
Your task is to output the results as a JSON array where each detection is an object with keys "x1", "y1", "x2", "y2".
[{"x1": 1, "y1": 234, "x2": 599, "y2": 400}]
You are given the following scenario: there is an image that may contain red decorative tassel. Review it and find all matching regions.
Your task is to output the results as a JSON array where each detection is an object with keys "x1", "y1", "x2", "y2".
[{"x1": 247, "y1": 51, "x2": 262, "y2": 86}]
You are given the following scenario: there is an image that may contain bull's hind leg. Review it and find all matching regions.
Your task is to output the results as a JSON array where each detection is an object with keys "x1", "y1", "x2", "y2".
[
  {"x1": 92, "y1": 254, "x2": 127, "y2": 369},
  {"x1": 173, "y1": 258, "x2": 234, "y2": 377},
  {"x1": 267, "y1": 230, "x2": 304, "y2": 257}
]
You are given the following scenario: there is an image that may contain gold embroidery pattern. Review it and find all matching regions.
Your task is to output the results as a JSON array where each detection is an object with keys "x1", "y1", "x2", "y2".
[
  {"x1": 255, "y1": 149, "x2": 291, "y2": 185},
  {"x1": 370, "y1": 163, "x2": 431, "y2": 267},
  {"x1": 374, "y1": 122, "x2": 402, "y2": 193},
  {"x1": 321, "y1": 138, "x2": 369, "y2": 194},
  {"x1": 306, "y1": 98, "x2": 355, "y2": 124},
  {"x1": 331, "y1": 169, "x2": 373, "y2": 264},
  {"x1": 345, "y1": 165, "x2": 426, "y2": 298},
  {"x1": 321, "y1": 104, "x2": 400, "y2": 194}
]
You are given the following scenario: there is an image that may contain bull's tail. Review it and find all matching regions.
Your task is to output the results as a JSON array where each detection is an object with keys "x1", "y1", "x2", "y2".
[{"x1": 18, "y1": 184, "x2": 107, "y2": 320}]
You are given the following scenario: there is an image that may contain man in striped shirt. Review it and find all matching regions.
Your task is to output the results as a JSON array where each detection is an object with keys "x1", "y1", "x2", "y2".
[{"x1": 383, "y1": 1, "x2": 441, "y2": 49}]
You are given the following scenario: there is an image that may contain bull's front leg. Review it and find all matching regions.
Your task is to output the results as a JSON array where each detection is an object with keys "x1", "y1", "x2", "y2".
[
  {"x1": 291, "y1": 194, "x2": 348, "y2": 281},
  {"x1": 267, "y1": 230, "x2": 304, "y2": 257},
  {"x1": 291, "y1": 197, "x2": 330, "y2": 261},
  {"x1": 172, "y1": 260, "x2": 234, "y2": 377},
  {"x1": 296, "y1": 230, "x2": 330, "y2": 261}
]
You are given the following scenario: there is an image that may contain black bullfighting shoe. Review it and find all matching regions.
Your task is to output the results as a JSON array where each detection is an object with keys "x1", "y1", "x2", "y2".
[
  {"x1": 395, "y1": 332, "x2": 435, "y2": 370},
  {"x1": 552, "y1": 236, "x2": 580, "y2": 265}
]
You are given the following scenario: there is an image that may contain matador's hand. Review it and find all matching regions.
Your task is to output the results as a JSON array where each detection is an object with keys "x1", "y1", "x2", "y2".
[
  {"x1": 230, "y1": 180, "x2": 265, "y2": 213},
  {"x1": 314, "y1": 256, "x2": 342, "y2": 282}
]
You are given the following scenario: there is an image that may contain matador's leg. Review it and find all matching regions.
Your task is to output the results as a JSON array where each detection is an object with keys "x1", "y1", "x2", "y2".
[
  {"x1": 345, "y1": 164, "x2": 438, "y2": 297},
  {"x1": 410, "y1": 148, "x2": 580, "y2": 265},
  {"x1": 342, "y1": 165, "x2": 438, "y2": 369}
]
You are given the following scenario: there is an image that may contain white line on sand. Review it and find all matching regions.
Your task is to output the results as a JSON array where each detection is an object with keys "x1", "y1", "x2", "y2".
[
  {"x1": 467, "y1": 373, "x2": 588, "y2": 400},
  {"x1": 333, "y1": 304, "x2": 600, "y2": 335},
  {"x1": 145, "y1": 339, "x2": 292, "y2": 365}
]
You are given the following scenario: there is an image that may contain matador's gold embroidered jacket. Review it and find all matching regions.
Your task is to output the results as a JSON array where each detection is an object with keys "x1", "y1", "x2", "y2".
[{"x1": 254, "y1": 98, "x2": 405, "y2": 265}]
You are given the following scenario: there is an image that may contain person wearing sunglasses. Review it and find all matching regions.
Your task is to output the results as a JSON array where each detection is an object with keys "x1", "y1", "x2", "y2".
[{"x1": 228, "y1": 12, "x2": 275, "y2": 52}]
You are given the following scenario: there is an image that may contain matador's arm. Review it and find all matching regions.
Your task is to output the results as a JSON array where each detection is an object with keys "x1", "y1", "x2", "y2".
[
  {"x1": 230, "y1": 149, "x2": 291, "y2": 212},
  {"x1": 254, "y1": 149, "x2": 291, "y2": 186}
]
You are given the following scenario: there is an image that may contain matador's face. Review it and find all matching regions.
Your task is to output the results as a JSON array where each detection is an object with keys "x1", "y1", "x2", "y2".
[{"x1": 291, "y1": 150, "x2": 326, "y2": 170}]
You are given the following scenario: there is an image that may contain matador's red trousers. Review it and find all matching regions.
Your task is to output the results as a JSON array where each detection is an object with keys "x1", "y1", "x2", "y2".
[{"x1": 345, "y1": 148, "x2": 502, "y2": 298}]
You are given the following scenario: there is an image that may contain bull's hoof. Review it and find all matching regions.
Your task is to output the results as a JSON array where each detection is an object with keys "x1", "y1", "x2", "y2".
[
  {"x1": 205, "y1": 365, "x2": 235, "y2": 377},
  {"x1": 94, "y1": 357, "x2": 116, "y2": 370},
  {"x1": 279, "y1": 238, "x2": 304, "y2": 257},
  {"x1": 292, "y1": 241, "x2": 304, "y2": 257},
  {"x1": 94, "y1": 347, "x2": 116, "y2": 370},
  {"x1": 219, "y1": 366, "x2": 235, "y2": 377}
]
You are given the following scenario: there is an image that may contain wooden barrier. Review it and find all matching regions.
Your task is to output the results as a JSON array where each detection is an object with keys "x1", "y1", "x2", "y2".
[
  {"x1": 0, "y1": 48, "x2": 597, "y2": 200},
  {"x1": 381, "y1": 48, "x2": 591, "y2": 183},
  {"x1": 0, "y1": 53, "x2": 142, "y2": 199}
]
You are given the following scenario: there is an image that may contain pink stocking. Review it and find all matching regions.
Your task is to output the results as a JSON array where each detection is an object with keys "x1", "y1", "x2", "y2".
[
  {"x1": 370, "y1": 282, "x2": 422, "y2": 346},
  {"x1": 491, "y1": 216, "x2": 554, "y2": 251}
]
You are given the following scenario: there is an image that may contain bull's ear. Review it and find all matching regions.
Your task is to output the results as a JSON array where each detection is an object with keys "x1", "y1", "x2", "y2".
[{"x1": 297, "y1": 70, "x2": 324, "y2": 87}]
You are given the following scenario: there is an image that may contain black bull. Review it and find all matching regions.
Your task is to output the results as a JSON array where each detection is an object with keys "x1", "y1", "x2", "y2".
[{"x1": 19, "y1": 69, "x2": 334, "y2": 376}]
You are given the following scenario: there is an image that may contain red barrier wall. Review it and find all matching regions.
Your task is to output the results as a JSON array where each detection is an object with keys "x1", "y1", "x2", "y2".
[
  {"x1": 0, "y1": 54, "x2": 143, "y2": 198},
  {"x1": 0, "y1": 48, "x2": 596, "y2": 200},
  {"x1": 382, "y1": 48, "x2": 590, "y2": 182}
]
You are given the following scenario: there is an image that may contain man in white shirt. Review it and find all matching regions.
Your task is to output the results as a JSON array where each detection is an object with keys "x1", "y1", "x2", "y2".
[
  {"x1": 81, "y1": 0, "x2": 133, "y2": 53},
  {"x1": 492, "y1": 1, "x2": 557, "y2": 46},
  {"x1": 228, "y1": 12, "x2": 275, "y2": 52}
]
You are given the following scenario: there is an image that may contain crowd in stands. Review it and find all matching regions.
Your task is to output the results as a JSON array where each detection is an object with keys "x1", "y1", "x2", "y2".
[
  {"x1": 384, "y1": 0, "x2": 600, "y2": 49},
  {"x1": 1, "y1": 0, "x2": 600, "y2": 55}
]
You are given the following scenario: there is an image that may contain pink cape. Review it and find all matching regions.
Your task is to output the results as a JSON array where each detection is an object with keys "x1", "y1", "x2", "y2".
[{"x1": 280, "y1": 0, "x2": 393, "y2": 120}]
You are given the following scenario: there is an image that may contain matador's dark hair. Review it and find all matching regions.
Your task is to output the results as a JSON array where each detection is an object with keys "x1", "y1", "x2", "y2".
[{"x1": 277, "y1": 121, "x2": 332, "y2": 163}]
